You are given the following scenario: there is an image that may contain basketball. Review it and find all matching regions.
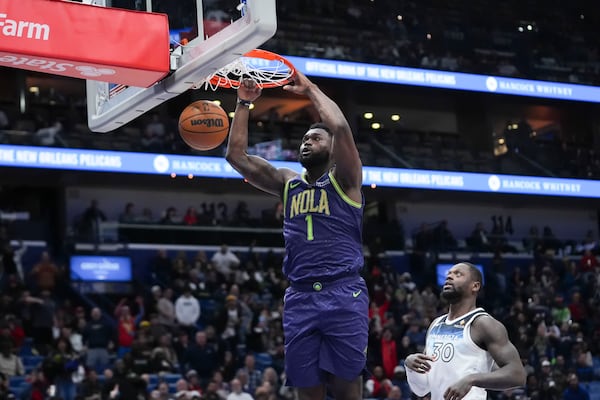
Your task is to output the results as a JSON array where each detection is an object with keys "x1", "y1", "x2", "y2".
[{"x1": 178, "y1": 100, "x2": 230, "y2": 151}]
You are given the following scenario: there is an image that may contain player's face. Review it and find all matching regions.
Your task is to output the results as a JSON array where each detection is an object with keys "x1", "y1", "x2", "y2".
[
  {"x1": 298, "y1": 129, "x2": 331, "y2": 168},
  {"x1": 441, "y1": 264, "x2": 472, "y2": 303}
]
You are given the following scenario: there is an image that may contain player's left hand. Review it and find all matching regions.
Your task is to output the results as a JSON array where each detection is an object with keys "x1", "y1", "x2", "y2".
[
  {"x1": 283, "y1": 71, "x2": 314, "y2": 96},
  {"x1": 443, "y1": 376, "x2": 474, "y2": 400},
  {"x1": 238, "y1": 78, "x2": 262, "y2": 102}
]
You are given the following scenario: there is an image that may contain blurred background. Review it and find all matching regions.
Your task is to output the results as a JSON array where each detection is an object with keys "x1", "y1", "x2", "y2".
[{"x1": 0, "y1": 1, "x2": 598, "y2": 399}]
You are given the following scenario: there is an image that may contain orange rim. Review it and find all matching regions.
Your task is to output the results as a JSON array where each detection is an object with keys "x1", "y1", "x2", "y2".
[{"x1": 209, "y1": 49, "x2": 296, "y2": 89}]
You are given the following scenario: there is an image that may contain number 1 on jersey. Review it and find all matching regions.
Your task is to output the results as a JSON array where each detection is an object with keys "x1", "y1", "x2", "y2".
[{"x1": 305, "y1": 215, "x2": 314, "y2": 241}]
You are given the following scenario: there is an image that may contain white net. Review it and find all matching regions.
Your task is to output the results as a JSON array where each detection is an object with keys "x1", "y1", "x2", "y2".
[{"x1": 193, "y1": 50, "x2": 295, "y2": 90}]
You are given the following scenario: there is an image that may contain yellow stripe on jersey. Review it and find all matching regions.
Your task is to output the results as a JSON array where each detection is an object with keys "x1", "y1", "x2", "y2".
[
  {"x1": 329, "y1": 172, "x2": 362, "y2": 209},
  {"x1": 283, "y1": 179, "x2": 291, "y2": 218}
]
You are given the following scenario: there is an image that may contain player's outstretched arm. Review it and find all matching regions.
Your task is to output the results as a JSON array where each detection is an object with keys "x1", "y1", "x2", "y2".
[
  {"x1": 283, "y1": 72, "x2": 362, "y2": 202},
  {"x1": 443, "y1": 316, "x2": 526, "y2": 400},
  {"x1": 226, "y1": 79, "x2": 296, "y2": 196}
]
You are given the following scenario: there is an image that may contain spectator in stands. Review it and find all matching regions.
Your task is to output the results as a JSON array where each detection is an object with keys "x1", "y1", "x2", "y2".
[
  {"x1": 157, "y1": 288, "x2": 176, "y2": 329},
  {"x1": 0, "y1": 341, "x2": 23, "y2": 377},
  {"x1": 365, "y1": 365, "x2": 392, "y2": 399},
  {"x1": 204, "y1": 379, "x2": 223, "y2": 400},
  {"x1": 389, "y1": 366, "x2": 410, "y2": 400},
  {"x1": 151, "y1": 347, "x2": 176, "y2": 375},
  {"x1": 227, "y1": 378, "x2": 253, "y2": 400},
  {"x1": 29, "y1": 251, "x2": 60, "y2": 292},
  {"x1": 161, "y1": 206, "x2": 181, "y2": 225},
  {"x1": 538, "y1": 359, "x2": 567, "y2": 396},
  {"x1": 211, "y1": 245, "x2": 240, "y2": 280},
  {"x1": 152, "y1": 333, "x2": 178, "y2": 369},
  {"x1": 24, "y1": 290, "x2": 55, "y2": 356},
  {"x1": 579, "y1": 249, "x2": 598, "y2": 277},
  {"x1": 2, "y1": 240, "x2": 27, "y2": 282},
  {"x1": 175, "y1": 285, "x2": 201, "y2": 335},
  {"x1": 523, "y1": 225, "x2": 542, "y2": 255},
  {"x1": 431, "y1": 220, "x2": 458, "y2": 251},
  {"x1": 3, "y1": 315, "x2": 25, "y2": 352},
  {"x1": 191, "y1": 250, "x2": 210, "y2": 273},
  {"x1": 77, "y1": 369, "x2": 102, "y2": 400},
  {"x1": 182, "y1": 331, "x2": 218, "y2": 386},
  {"x1": 467, "y1": 222, "x2": 492, "y2": 252},
  {"x1": 83, "y1": 307, "x2": 114, "y2": 373},
  {"x1": 151, "y1": 249, "x2": 172, "y2": 286},
  {"x1": 562, "y1": 373, "x2": 590, "y2": 400},
  {"x1": 380, "y1": 327, "x2": 397, "y2": 379},
  {"x1": 236, "y1": 355, "x2": 262, "y2": 397},
  {"x1": 396, "y1": 335, "x2": 417, "y2": 364},
  {"x1": 576, "y1": 230, "x2": 598, "y2": 254},
  {"x1": 45, "y1": 338, "x2": 80, "y2": 400},
  {"x1": 118, "y1": 202, "x2": 138, "y2": 223},
  {"x1": 183, "y1": 207, "x2": 199, "y2": 226},
  {"x1": 58, "y1": 324, "x2": 84, "y2": 355},
  {"x1": 186, "y1": 369, "x2": 203, "y2": 394},
  {"x1": 568, "y1": 292, "x2": 588, "y2": 325},
  {"x1": 115, "y1": 298, "x2": 144, "y2": 357},
  {"x1": 139, "y1": 207, "x2": 155, "y2": 223},
  {"x1": 156, "y1": 380, "x2": 172, "y2": 400},
  {"x1": 220, "y1": 350, "x2": 237, "y2": 383},
  {"x1": 102, "y1": 359, "x2": 148, "y2": 400},
  {"x1": 233, "y1": 202, "x2": 252, "y2": 227},
  {"x1": 385, "y1": 385, "x2": 402, "y2": 400},
  {"x1": 174, "y1": 331, "x2": 190, "y2": 366},
  {"x1": 541, "y1": 226, "x2": 562, "y2": 255},
  {"x1": 79, "y1": 200, "x2": 107, "y2": 243},
  {"x1": 413, "y1": 223, "x2": 432, "y2": 252},
  {"x1": 172, "y1": 255, "x2": 191, "y2": 293}
]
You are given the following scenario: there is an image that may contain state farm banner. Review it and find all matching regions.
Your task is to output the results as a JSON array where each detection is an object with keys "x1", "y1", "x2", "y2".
[{"x1": 0, "y1": 0, "x2": 170, "y2": 87}]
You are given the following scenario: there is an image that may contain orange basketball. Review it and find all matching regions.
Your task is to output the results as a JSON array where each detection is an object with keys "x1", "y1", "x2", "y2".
[{"x1": 178, "y1": 100, "x2": 230, "y2": 151}]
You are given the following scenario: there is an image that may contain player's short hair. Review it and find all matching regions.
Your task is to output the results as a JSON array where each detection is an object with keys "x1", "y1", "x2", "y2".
[
  {"x1": 461, "y1": 262, "x2": 483, "y2": 287},
  {"x1": 309, "y1": 122, "x2": 332, "y2": 136}
]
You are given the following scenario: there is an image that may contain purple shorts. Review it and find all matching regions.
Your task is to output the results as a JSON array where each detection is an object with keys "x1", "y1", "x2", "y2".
[{"x1": 283, "y1": 276, "x2": 369, "y2": 387}]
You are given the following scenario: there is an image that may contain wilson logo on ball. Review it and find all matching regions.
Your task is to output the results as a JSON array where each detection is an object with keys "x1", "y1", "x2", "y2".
[{"x1": 190, "y1": 118, "x2": 225, "y2": 128}]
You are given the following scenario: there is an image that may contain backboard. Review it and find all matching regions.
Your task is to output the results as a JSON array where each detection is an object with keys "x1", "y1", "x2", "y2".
[{"x1": 86, "y1": 0, "x2": 277, "y2": 133}]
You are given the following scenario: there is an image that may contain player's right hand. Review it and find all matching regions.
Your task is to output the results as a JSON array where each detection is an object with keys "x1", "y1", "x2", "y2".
[
  {"x1": 238, "y1": 78, "x2": 262, "y2": 102},
  {"x1": 405, "y1": 353, "x2": 434, "y2": 373}
]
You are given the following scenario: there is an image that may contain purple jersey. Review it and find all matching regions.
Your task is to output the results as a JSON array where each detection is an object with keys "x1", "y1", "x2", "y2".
[{"x1": 282, "y1": 170, "x2": 364, "y2": 282}]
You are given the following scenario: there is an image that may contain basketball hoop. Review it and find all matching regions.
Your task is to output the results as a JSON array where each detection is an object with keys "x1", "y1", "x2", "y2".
[{"x1": 196, "y1": 49, "x2": 296, "y2": 91}]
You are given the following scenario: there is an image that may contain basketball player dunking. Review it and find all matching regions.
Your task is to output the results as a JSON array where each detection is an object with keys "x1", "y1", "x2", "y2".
[
  {"x1": 405, "y1": 262, "x2": 526, "y2": 400},
  {"x1": 225, "y1": 72, "x2": 368, "y2": 400}
]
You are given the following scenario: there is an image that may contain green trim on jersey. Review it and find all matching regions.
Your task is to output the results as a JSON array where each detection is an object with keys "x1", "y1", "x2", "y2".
[
  {"x1": 282, "y1": 179, "x2": 291, "y2": 218},
  {"x1": 329, "y1": 171, "x2": 362, "y2": 209}
]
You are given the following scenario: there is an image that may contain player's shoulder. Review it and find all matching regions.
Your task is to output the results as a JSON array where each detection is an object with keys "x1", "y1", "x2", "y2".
[
  {"x1": 470, "y1": 312, "x2": 507, "y2": 339},
  {"x1": 280, "y1": 168, "x2": 300, "y2": 182}
]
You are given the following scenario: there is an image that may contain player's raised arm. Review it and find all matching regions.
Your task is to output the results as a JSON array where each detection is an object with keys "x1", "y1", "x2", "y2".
[
  {"x1": 283, "y1": 72, "x2": 362, "y2": 202},
  {"x1": 443, "y1": 316, "x2": 526, "y2": 400},
  {"x1": 225, "y1": 79, "x2": 296, "y2": 196}
]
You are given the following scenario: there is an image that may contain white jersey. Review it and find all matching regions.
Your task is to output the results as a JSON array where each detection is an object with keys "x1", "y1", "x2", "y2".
[{"x1": 424, "y1": 308, "x2": 495, "y2": 400}]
